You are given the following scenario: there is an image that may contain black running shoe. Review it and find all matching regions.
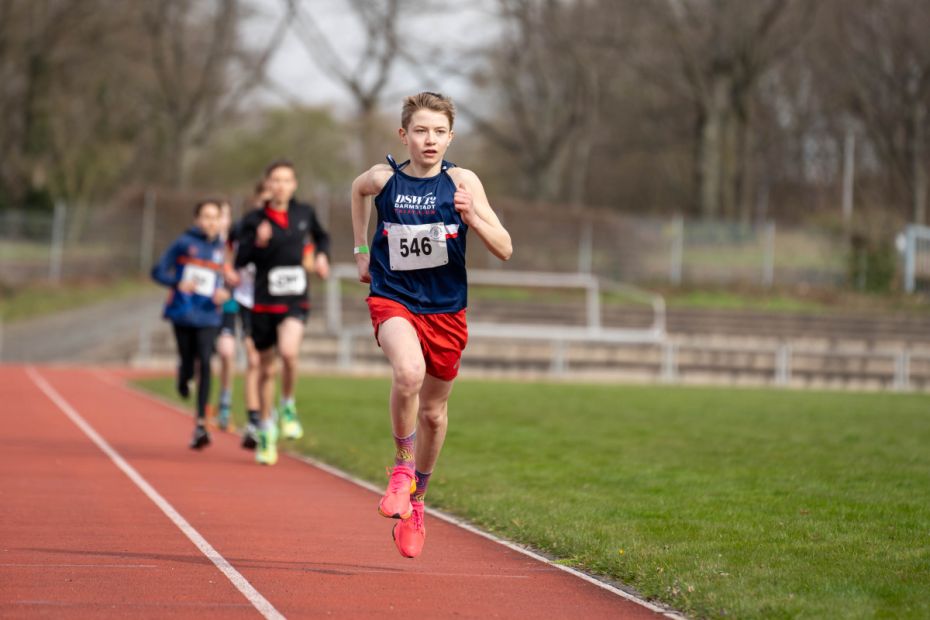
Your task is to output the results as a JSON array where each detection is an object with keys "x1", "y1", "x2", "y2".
[
  {"x1": 177, "y1": 377, "x2": 190, "y2": 399},
  {"x1": 190, "y1": 425, "x2": 211, "y2": 450},
  {"x1": 241, "y1": 423, "x2": 258, "y2": 450}
]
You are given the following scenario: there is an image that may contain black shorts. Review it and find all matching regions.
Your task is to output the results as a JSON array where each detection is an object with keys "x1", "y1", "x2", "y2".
[
  {"x1": 251, "y1": 305, "x2": 309, "y2": 351},
  {"x1": 220, "y1": 311, "x2": 237, "y2": 337},
  {"x1": 238, "y1": 306, "x2": 253, "y2": 340}
]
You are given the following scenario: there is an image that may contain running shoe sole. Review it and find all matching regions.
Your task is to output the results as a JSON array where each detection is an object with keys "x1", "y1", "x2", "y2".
[
  {"x1": 391, "y1": 521, "x2": 425, "y2": 559},
  {"x1": 281, "y1": 420, "x2": 303, "y2": 440}
]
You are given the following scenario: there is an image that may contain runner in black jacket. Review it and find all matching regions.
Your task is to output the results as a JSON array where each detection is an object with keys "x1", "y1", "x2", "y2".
[{"x1": 234, "y1": 159, "x2": 330, "y2": 465}]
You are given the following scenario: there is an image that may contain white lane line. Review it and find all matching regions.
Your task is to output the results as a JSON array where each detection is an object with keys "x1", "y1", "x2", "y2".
[
  {"x1": 292, "y1": 453, "x2": 687, "y2": 620},
  {"x1": 109, "y1": 371, "x2": 686, "y2": 619},
  {"x1": 26, "y1": 367, "x2": 285, "y2": 620}
]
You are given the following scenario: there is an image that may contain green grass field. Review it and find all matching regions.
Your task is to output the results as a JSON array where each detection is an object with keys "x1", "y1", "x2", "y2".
[{"x1": 136, "y1": 376, "x2": 930, "y2": 619}]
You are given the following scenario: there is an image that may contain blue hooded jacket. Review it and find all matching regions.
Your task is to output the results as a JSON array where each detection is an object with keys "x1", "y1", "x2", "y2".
[{"x1": 151, "y1": 227, "x2": 225, "y2": 328}]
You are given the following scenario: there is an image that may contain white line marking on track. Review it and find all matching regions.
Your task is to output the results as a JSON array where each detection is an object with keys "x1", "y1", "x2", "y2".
[
  {"x1": 292, "y1": 454, "x2": 688, "y2": 620},
  {"x1": 26, "y1": 367, "x2": 286, "y2": 620},
  {"x1": 107, "y1": 370, "x2": 687, "y2": 619}
]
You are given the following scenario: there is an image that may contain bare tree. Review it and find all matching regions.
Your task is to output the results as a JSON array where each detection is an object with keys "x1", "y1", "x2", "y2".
[
  {"x1": 140, "y1": 0, "x2": 295, "y2": 187},
  {"x1": 448, "y1": 0, "x2": 625, "y2": 204},
  {"x1": 0, "y1": 0, "x2": 113, "y2": 206},
  {"x1": 0, "y1": 0, "x2": 294, "y2": 246},
  {"x1": 647, "y1": 0, "x2": 814, "y2": 220},
  {"x1": 289, "y1": 0, "x2": 414, "y2": 166},
  {"x1": 829, "y1": 0, "x2": 930, "y2": 224}
]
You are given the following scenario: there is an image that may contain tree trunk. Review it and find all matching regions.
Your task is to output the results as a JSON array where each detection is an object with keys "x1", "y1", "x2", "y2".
[
  {"x1": 912, "y1": 100, "x2": 927, "y2": 225},
  {"x1": 738, "y1": 107, "x2": 754, "y2": 225},
  {"x1": 698, "y1": 72, "x2": 731, "y2": 218},
  {"x1": 568, "y1": 126, "x2": 593, "y2": 209},
  {"x1": 164, "y1": 118, "x2": 187, "y2": 189},
  {"x1": 358, "y1": 104, "x2": 379, "y2": 169},
  {"x1": 720, "y1": 105, "x2": 740, "y2": 220}
]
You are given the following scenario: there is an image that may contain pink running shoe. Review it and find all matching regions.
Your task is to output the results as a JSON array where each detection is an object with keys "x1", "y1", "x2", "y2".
[
  {"x1": 378, "y1": 465, "x2": 416, "y2": 519},
  {"x1": 392, "y1": 501, "x2": 426, "y2": 558}
]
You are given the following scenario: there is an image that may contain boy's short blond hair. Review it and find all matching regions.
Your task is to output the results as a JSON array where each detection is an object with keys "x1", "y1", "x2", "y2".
[{"x1": 401, "y1": 92, "x2": 455, "y2": 130}]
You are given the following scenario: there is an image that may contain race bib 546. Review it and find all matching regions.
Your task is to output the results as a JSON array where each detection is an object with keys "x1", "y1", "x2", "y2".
[{"x1": 386, "y1": 222, "x2": 449, "y2": 271}]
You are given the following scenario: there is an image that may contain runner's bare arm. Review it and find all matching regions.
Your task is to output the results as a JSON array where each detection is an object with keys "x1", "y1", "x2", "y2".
[
  {"x1": 302, "y1": 246, "x2": 315, "y2": 274},
  {"x1": 212, "y1": 287, "x2": 230, "y2": 305},
  {"x1": 350, "y1": 164, "x2": 393, "y2": 283},
  {"x1": 350, "y1": 164, "x2": 392, "y2": 245},
  {"x1": 309, "y1": 209, "x2": 331, "y2": 279},
  {"x1": 223, "y1": 238, "x2": 240, "y2": 287},
  {"x1": 448, "y1": 168, "x2": 513, "y2": 261}
]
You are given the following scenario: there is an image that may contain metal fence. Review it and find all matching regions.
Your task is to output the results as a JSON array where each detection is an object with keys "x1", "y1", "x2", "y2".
[
  {"x1": 902, "y1": 223, "x2": 930, "y2": 294},
  {"x1": 1, "y1": 192, "x2": 851, "y2": 289},
  {"x1": 0, "y1": 190, "x2": 216, "y2": 286}
]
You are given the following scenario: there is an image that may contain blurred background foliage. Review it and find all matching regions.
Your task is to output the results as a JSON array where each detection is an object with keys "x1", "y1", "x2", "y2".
[{"x1": 4, "y1": 0, "x2": 930, "y2": 293}]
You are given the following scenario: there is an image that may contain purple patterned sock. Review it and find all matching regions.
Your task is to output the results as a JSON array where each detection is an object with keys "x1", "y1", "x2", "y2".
[
  {"x1": 413, "y1": 470, "x2": 432, "y2": 503},
  {"x1": 393, "y1": 431, "x2": 416, "y2": 470}
]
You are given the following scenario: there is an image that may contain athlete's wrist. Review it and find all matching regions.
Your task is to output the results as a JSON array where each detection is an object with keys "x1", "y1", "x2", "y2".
[{"x1": 353, "y1": 244, "x2": 369, "y2": 255}]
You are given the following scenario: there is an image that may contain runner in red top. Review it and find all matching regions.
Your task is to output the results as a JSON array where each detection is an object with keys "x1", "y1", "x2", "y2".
[{"x1": 235, "y1": 160, "x2": 331, "y2": 465}]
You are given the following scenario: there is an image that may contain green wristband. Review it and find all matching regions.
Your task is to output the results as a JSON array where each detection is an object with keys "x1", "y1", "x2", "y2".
[{"x1": 353, "y1": 245, "x2": 370, "y2": 255}]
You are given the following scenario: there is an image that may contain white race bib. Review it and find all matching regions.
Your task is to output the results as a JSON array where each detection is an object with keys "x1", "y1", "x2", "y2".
[
  {"x1": 181, "y1": 264, "x2": 217, "y2": 297},
  {"x1": 233, "y1": 264, "x2": 255, "y2": 308},
  {"x1": 268, "y1": 265, "x2": 306, "y2": 296},
  {"x1": 387, "y1": 222, "x2": 449, "y2": 271}
]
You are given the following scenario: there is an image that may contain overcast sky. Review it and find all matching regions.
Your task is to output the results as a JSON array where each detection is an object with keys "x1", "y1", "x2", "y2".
[{"x1": 247, "y1": 0, "x2": 500, "y2": 113}]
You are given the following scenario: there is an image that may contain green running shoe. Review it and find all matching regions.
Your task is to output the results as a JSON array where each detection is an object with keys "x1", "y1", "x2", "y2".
[
  {"x1": 280, "y1": 402, "x2": 304, "y2": 440},
  {"x1": 255, "y1": 424, "x2": 278, "y2": 465}
]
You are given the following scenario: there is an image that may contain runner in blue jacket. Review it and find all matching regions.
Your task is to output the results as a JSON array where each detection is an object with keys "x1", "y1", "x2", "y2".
[{"x1": 151, "y1": 199, "x2": 230, "y2": 449}]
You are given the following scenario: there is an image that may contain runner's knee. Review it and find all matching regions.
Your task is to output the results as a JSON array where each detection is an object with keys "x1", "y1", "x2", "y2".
[
  {"x1": 278, "y1": 345, "x2": 300, "y2": 365},
  {"x1": 216, "y1": 334, "x2": 235, "y2": 357},
  {"x1": 418, "y1": 403, "x2": 447, "y2": 431},
  {"x1": 393, "y1": 360, "x2": 426, "y2": 396},
  {"x1": 260, "y1": 356, "x2": 277, "y2": 380}
]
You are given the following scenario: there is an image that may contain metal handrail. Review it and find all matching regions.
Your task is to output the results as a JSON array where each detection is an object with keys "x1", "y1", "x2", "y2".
[
  {"x1": 324, "y1": 263, "x2": 667, "y2": 371},
  {"x1": 325, "y1": 263, "x2": 665, "y2": 339}
]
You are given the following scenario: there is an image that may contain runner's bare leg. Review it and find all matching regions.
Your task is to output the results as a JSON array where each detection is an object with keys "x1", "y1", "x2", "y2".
[
  {"x1": 277, "y1": 318, "x2": 304, "y2": 401},
  {"x1": 258, "y1": 348, "x2": 277, "y2": 421},
  {"x1": 243, "y1": 337, "x2": 261, "y2": 413},
  {"x1": 415, "y1": 374, "x2": 454, "y2": 473},
  {"x1": 378, "y1": 317, "x2": 425, "y2": 439}
]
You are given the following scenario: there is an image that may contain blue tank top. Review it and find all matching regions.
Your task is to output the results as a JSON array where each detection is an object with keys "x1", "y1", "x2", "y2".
[{"x1": 370, "y1": 156, "x2": 468, "y2": 314}]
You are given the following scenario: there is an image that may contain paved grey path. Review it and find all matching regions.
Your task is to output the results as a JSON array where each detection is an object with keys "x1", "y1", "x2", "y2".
[{"x1": 1, "y1": 290, "x2": 165, "y2": 363}]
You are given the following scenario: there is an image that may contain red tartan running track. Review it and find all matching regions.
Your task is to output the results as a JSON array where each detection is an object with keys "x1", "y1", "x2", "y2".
[{"x1": 1, "y1": 365, "x2": 679, "y2": 619}]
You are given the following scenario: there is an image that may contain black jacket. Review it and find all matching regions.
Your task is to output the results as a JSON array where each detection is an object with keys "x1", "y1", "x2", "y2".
[{"x1": 234, "y1": 200, "x2": 330, "y2": 308}]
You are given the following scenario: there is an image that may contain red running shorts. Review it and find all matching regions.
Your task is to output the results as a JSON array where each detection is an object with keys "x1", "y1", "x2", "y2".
[{"x1": 366, "y1": 296, "x2": 468, "y2": 381}]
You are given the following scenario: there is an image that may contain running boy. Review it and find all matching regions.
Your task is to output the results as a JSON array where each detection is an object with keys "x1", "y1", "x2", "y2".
[
  {"x1": 227, "y1": 181, "x2": 268, "y2": 450},
  {"x1": 151, "y1": 199, "x2": 230, "y2": 449},
  {"x1": 234, "y1": 160, "x2": 331, "y2": 465},
  {"x1": 350, "y1": 92, "x2": 512, "y2": 558},
  {"x1": 215, "y1": 201, "x2": 238, "y2": 430}
]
